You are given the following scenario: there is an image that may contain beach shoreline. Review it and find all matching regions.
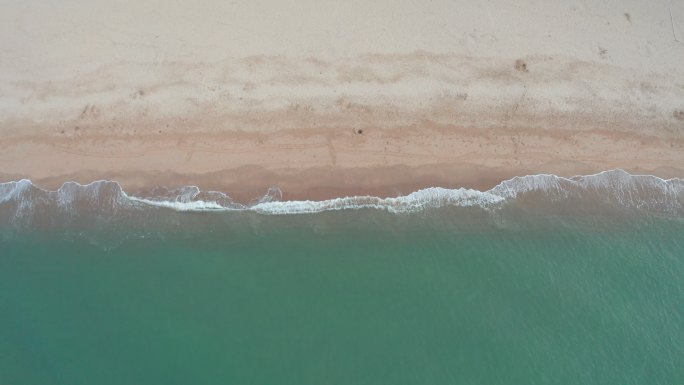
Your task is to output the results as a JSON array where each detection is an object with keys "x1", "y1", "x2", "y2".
[
  {"x1": 2, "y1": 119, "x2": 683, "y2": 203},
  {"x1": 2, "y1": 1, "x2": 684, "y2": 201}
]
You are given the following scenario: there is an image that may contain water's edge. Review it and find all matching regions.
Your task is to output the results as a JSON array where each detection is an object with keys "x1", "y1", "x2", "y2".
[{"x1": 1, "y1": 169, "x2": 683, "y2": 218}]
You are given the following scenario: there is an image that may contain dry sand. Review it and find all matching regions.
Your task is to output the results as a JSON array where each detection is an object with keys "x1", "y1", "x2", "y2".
[{"x1": 1, "y1": 0, "x2": 684, "y2": 201}]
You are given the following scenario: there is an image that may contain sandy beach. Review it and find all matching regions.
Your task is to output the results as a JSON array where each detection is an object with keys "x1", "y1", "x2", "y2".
[{"x1": 2, "y1": 0, "x2": 684, "y2": 202}]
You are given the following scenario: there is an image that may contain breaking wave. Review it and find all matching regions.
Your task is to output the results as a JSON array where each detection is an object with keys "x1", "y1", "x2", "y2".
[{"x1": 1, "y1": 170, "x2": 683, "y2": 230}]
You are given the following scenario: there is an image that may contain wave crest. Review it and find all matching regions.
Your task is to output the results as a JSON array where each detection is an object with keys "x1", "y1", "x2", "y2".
[{"x1": 0, "y1": 170, "x2": 682, "y2": 228}]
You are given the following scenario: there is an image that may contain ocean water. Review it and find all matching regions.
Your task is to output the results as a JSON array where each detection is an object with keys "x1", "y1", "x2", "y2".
[{"x1": 1, "y1": 170, "x2": 683, "y2": 384}]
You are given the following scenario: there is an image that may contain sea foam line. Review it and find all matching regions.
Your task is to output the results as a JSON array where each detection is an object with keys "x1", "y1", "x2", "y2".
[{"x1": 1, "y1": 169, "x2": 683, "y2": 215}]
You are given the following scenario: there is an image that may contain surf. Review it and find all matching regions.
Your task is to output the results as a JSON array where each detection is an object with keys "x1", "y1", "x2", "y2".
[{"x1": 1, "y1": 170, "x2": 683, "y2": 221}]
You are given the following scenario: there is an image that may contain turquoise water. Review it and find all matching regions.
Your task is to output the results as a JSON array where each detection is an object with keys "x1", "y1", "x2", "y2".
[{"x1": 1, "y1": 206, "x2": 683, "y2": 384}]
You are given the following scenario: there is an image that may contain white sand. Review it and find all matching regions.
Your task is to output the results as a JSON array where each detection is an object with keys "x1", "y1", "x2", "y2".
[
  {"x1": 2, "y1": 0, "x2": 683, "y2": 79},
  {"x1": 1, "y1": 0, "x2": 684, "y2": 198}
]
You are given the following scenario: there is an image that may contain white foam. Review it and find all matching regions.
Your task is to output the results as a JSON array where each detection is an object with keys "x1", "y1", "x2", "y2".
[
  {"x1": 251, "y1": 187, "x2": 506, "y2": 214},
  {"x1": 0, "y1": 170, "x2": 683, "y2": 219},
  {"x1": 128, "y1": 197, "x2": 237, "y2": 211}
]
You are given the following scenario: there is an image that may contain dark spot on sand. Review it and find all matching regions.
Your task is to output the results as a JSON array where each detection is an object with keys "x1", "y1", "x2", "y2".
[
  {"x1": 674, "y1": 110, "x2": 684, "y2": 120},
  {"x1": 74, "y1": 126, "x2": 80, "y2": 131},
  {"x1": 60, "y1": 129, "x2": 65, "y2": 134},
  {"x1": 514, "y1": 59, "x2": 528, "y2": 72},
  {"x1": 158, "y1": 130, "x2": 162, "y2": 134},
  {"x1": 79, "y1": 104, "x2": 99, "y2": 119},
  {"x1": 624, "y1": 13, "x2": 631, "y2": 23},
  {"x1": 599, "y1": 47, "x2": 608, "y2": 58},
  {"x1": 355, "y1": 128, "x2": 364, "y2": 135}
]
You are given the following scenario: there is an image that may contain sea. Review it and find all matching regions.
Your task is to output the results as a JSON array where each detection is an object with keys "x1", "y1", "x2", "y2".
[{"x1": 1, "y1": 169, "x2": 682, "y2": 384}]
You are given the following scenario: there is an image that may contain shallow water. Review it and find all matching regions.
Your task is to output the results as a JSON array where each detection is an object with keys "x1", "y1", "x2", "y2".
[{"x1": 1, "y1": 172, "x2": 683, "y2": 384}]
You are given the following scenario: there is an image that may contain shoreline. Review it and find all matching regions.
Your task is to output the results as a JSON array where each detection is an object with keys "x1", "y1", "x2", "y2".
[
  {"x1": 3, "y1": 2, "x2": 684, "y2": 202},
  {"x1": 2, "y1": 54, "x2": 684, "y2": 201},
  {"x1": 3, "y1": 163, "x2": 684, "y2": 205},
  {"x1": 2, "y1": 109, "x2": 684, "y2": 203},
  {"x1": 2, "y1": 125, "x2": 684, "y2": 203},
  {"x1": 3, "y1": 29, "x2": 684, "y2": 201},
  {"x1": 2, "y1": 169, "x2": 683, "y2": 218}
]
